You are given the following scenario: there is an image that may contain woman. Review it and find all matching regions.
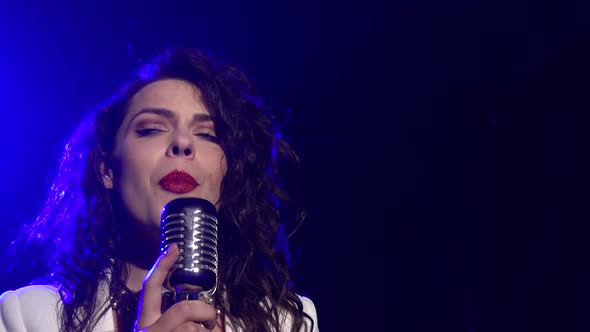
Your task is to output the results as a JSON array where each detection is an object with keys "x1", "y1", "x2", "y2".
[{"x1": 0, "y1": 47, "x2": 318, "y2": 332}]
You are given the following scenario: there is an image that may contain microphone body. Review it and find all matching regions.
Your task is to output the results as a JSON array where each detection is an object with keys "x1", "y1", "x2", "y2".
[{"x1": 160, "y1": 197, "x2": 218, "y2": 307}]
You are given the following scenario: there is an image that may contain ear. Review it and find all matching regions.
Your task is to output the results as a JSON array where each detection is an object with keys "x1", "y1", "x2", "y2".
[{"x1": 100, "y1": 159, "x2": 114, "y2": 189}]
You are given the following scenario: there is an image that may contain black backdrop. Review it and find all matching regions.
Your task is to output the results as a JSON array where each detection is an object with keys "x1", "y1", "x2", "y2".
[{"x1": 1, "y1": 0, "x2": 590, "y2": 331}]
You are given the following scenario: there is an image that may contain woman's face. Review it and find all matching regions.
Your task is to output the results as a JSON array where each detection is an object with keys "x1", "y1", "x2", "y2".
[{"x1": 103, "y1": 79, "x2": 227, "y2": 231}]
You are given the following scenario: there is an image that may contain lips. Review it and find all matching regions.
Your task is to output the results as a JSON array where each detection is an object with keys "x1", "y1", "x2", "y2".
[{"x1": 159, "y1": 170, "x2": 199, "y2": 194}]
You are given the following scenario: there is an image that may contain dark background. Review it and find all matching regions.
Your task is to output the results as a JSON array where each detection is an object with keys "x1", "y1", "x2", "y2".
[{"x1": 1, "y1": 0, "x2": 590, "y2": 331}]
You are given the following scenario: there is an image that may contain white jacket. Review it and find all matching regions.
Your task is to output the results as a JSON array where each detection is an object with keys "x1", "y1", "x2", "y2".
[{"x1": 0, "y1": 285, "x2": 319, "y2": 332}]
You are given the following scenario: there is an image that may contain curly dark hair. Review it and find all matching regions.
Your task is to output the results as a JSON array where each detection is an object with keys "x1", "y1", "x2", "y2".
[{"x1": 9, "y1": 47, "x2": 313, "y2": 332}]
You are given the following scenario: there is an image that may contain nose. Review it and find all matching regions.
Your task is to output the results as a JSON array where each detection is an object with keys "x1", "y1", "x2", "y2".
[{"x1": 166, "y1": 132, "x2": 195, "y2": 159}]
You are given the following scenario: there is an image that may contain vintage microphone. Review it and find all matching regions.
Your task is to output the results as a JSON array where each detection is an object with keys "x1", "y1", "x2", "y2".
[{"x1": 160, "y1": 197, "x2": 218, "y2": 309}]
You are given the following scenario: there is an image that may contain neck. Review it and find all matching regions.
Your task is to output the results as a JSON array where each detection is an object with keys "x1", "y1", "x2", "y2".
[
  {"x1": 120, "y1": 223, "x2": 160, "y2": 292},
  {"x1": 114, "y1": 211, "x2": 161, "y2": 280},
  {"x1": 125, "y1": 262, "x2": 149, "y2": 292}
]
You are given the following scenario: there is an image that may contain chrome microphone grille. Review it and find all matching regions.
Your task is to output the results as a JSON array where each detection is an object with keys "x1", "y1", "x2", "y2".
[{"x1": 160, "y1": 198, "x2": 218, "y2": 293}]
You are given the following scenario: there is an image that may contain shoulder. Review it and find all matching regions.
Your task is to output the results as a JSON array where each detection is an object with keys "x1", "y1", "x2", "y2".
[
  {"x1": 298, "y1": 295, "x2": 319, "y2": 332},
  {"x1": 224, "y1": 294, "x2": 320, "y2": 332},
  {"x1": 0, "y1": 285, "x2": 61, "y2": 332}
]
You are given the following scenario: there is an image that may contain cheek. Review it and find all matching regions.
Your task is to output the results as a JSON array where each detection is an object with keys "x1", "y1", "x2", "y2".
[
  {"x1": 215, "y1": 151, "x2": 228, "y2": 184},
  {"x1": 217, "y1": 154, "x2": 228, "y2": 180},
  {"x1": 202, "y1": 149, "x2": 227, "y2": 200},
  {"x1": 114, "y1": 145, "x2": 156, "y2": 193},
  {"x1": 116, "y1": 150, "x2": 140, "y2": 180},
  {"x1": 111, "y1": 146, "x2": 162, "y2": 226}
]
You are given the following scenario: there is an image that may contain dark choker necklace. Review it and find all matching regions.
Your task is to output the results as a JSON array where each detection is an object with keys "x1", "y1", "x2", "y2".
[{"x1": 110, "y1": 285, "x2": 140, "y2": 332}]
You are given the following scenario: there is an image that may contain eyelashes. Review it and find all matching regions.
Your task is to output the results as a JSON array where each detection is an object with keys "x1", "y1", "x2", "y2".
[
  {"x1": 195, "y1": 133, "x2": 219, "y2": 143},
  {"x1": 135, "y1": 128, "x2": 219, "y2": 143},
  {"x1": 136, "y1": 128, "x2": 164, "y2": 136}
]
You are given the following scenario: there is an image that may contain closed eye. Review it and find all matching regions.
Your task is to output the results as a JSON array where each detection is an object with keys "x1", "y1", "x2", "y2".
[
  {"x1": 136, "y1": 128, "x2": 165, "y2": 137},
  {"x1": 195, "y1": 133, "x2": 219, "y2": 143}
]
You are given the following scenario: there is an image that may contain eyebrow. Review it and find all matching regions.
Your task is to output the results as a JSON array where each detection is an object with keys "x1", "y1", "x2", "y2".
[{"x1": 130, "y1": 108, "x2": 213, "y2": 123}]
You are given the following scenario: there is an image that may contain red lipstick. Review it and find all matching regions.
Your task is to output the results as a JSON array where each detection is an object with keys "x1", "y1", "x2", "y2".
[{"x1": 159, "y1": 170, "x2": 199, "y2": 194}]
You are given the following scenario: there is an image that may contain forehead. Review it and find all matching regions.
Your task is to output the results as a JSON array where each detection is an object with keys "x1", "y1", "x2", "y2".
[{"x1": 128, "y1": 79, "x2": 207, "y2": 114}]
